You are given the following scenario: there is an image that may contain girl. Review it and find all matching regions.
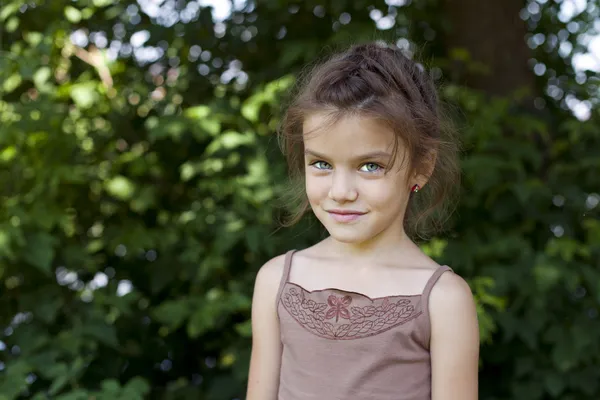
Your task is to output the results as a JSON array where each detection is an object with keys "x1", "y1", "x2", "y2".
[{"x1": 246, "y1": 42, "x2": 479, "y2": 400}]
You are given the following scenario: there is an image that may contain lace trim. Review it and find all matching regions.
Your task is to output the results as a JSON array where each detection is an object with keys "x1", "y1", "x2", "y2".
[{"x1": 281, "y1": 285, "x2": 421, "y2": 340}]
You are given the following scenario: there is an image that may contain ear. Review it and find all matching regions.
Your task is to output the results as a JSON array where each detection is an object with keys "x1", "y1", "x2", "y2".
[{"x1": 412, "y1": 149, "x2": 437, "y2": 189}]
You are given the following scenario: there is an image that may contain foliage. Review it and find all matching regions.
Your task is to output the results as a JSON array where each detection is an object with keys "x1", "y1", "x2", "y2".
[{"x1": 0, "y1": 0, "x2": 599, "y2": 399}]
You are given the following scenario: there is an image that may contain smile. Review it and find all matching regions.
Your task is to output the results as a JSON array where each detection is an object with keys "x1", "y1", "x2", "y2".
[{"x1": 326, "y1": 210, "x2": 366, "y2": 223}]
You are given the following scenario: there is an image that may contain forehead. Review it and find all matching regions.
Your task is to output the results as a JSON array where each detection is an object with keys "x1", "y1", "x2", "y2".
[{"x1": 303, "y1": 113, "x2": 396, "y2": 154}]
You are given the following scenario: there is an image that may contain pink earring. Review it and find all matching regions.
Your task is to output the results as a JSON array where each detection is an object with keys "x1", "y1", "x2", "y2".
[{"x1": 411, "y1": 184, "x2": 420, "y2": 193}]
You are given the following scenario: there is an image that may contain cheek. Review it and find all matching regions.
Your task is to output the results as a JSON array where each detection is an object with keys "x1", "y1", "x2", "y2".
[
  {"x1": 305, "y1": 175, "x2": 328, "y2": 202},
  {"x1": 364, "y1": 184, "x2": 393, "y2": 205},
  {"x1": 362, "y1": 178, "x2": 408, "y2": 206}
]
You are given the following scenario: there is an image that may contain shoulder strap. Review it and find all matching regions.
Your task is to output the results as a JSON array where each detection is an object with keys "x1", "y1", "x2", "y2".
[
  {"x1": 416, "y1": 265, "x2": 453, "y2": 349},
  {"x1": 422, "y1": 265, "x2": 453, "y2": 300},
  {"x1": 275, "y1": 250, "x2": 296, "y2": 309}
]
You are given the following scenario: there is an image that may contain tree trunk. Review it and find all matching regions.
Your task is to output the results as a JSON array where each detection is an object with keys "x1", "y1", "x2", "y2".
[{"x1": 443, "y1": 0, "x2": 535, "y2": 98}]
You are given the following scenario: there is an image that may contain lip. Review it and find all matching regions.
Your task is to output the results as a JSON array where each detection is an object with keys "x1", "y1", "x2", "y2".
[{"x1": 326, "y1": 209, "x2": 366, "y2": 223}]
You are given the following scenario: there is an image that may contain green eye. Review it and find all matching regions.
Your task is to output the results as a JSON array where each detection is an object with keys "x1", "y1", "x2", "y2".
[{"x1": 360, "y1": 163, "x2": 382, "y2": 172}]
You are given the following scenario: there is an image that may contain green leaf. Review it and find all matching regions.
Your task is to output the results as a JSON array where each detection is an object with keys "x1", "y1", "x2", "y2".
[
  {"x1": 70, "y1": 82, "x2": 99, "y2": 109},
  {"x1": 123, "y1": 377, "x2": 151, "y2": 396},
  {"x1": 184, "y1": 105, "x2": 211, "y2": 119},
  {"x1": 544, "y1": 373, "x2": 566, "y2": 397},
  {"x1": 49, "y1": 373, "x2": 70, "y2": 396},
  {"x1": 533, "y1": 260, "x2": 562, "y2": 291},
  {"x1": 187, "y1": 308, "x2": 208, "y2": 339},
  {"x1": 22, "y1": 232, "x2": 57, "y2": 274},
  {"x1": 105, "y1": 176, "x2": 136, "y2": 200},
  {"x1": 199, "y1": 118, "x2": 221, "y2": 136},
  {"x1": 0, "y1": 360, "x2": 31, "y2": 399},
  {"x1": 33, "y1": 67, "x2": 52, "y2": 88},
  {"x1": 205, "y1": 130, "x2": 254, "y2": 155},
  {"x1": 2, "y1": 73, "x2": 22, "y2": 93},
  {"x1": 234, "y1": 320, "x2": 252, "y2": 338},
  {"x1": 0, "y1": 2, "x2": 20, "y2": 21},
  {"x1": 100, "y1": 379, "x2": 121, "y2": 393},
  {"x1": 81, "y1": 320, "x2": 119, "y2": 348},
  {"x1": 0, "y1": 146, "x2": 17, "y2": 162},
  {"x1": 55, "y1": 390, "x2": 89, "y2": 400},
  {"x1": 47, "y1": 363, "x2": 69, "y2": 395},
  {"x1": 153, "y1": 298, "x2": 191, "y2": 329},
  {"x1": 36, "y1": 295, "x2": 64, "y2": 323},
  {"x1": 5, "y1": 16, "x2": 18, "y2": 32},
  {"x1": 24, "y1": 32, "x2": 44, "y2": 46},
  {"x1": 93, "y1": 0, "x2": 114, "y2": 6},
  {"x1": 64, "y1": 6, "x2": 82, "y2": 23},
  {"x1": 552, "y1": 340, "x2": 576, "y2": 372}
]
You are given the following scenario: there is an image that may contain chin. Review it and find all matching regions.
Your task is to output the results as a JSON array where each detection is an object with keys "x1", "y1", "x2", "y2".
[
  {"x1": 329, "y1": 233, "x2": 367, "y2": 244},
  {"x1": 322, "y1": 224, "x2": 376, "y2": 244}
]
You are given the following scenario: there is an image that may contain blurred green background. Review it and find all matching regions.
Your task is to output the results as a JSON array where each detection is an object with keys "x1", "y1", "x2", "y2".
[{"x1": 1, "y1": 0, "x2": 599, "y2": 399}]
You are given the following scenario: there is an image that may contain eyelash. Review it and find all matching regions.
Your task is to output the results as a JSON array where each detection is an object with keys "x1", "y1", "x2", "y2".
[
  {"x1": 360, "y1": 162, "x2": 383, "y2": 172},
  {"x1": 309, "y1": 161, "x2": 383, "y2": 173},
  {"x1": 310, "y1": 161, "x2": 332, "y2": 170}
]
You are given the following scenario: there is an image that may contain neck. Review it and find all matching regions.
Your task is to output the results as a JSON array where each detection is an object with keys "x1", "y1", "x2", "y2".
[{"x1": 323, "y1": 228, "x2": 417, "y2": 261}]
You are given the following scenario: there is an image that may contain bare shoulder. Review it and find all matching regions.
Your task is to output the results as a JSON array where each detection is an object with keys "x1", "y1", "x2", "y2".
[
  {"x1": 430, "y1": 270, "x2": 474, "y2": 305},
  {"x1": 429, "y1": 269, "x2": 479, "y2": 343},
  {"x1": 253, "y1": 253, "x2": 288, "y2": 300},
  {"x1": 256, "y1": 253, "x2": 286, "y2": 283},
  {"x1": 250, "y1": 253, "x2": 288, "y2": 329}
]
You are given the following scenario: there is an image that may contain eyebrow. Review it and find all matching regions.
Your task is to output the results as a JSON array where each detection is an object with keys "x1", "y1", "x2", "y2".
[{"x1": 304, "y1": 149, "x2": 392, "y2": 161}]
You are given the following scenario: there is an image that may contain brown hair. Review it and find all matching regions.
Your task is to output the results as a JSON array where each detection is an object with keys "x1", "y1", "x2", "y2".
[{"x1": 278, "y1": 41, "x2": 461, "y2": 239}]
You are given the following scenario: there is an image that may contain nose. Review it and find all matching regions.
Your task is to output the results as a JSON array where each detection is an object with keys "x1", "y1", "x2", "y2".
[{"x1": 328, "y1": 170, "x2": 358, "y2": 203}]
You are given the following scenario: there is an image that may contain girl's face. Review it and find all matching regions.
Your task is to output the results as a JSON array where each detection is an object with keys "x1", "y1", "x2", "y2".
[{"x1": 303, "y1": 113, "x2": 422, "y2": 245}]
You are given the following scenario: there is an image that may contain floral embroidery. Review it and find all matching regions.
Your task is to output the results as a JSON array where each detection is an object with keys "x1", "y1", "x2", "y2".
[
  {"x1": 281, "y1": 285, "x2": 421, "y2": 340},
  {"x1": 325, "y1": 295, "x2": 352, "y2": 322}
]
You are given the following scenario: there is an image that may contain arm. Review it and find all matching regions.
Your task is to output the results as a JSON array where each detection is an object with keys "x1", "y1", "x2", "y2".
[
  {"x1": 246, "y1": 255, "x2": 285, "y2": 400},
  {"x1": 429, "y1": 272, "x2": 480, "y2": 400}
]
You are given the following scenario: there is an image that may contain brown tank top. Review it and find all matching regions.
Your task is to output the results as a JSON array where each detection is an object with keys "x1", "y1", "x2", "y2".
[{"x1": 276, "y1": 250, "x2": 453, "y2": 400}]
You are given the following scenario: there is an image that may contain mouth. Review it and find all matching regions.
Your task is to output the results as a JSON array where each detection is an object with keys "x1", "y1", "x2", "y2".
[{"x1": 326, "y1": 209, "x2": 366, "y2": 223}]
